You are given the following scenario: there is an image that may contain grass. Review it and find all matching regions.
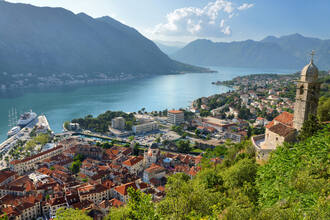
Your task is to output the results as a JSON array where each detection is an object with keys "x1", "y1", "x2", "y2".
[{"x1": 191, "y1": 148, "x2": 204, "y2": 153}]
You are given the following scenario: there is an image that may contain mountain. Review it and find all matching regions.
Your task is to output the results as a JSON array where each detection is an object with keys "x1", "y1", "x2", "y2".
[
  {"x1": 154, "y1": 41, "x2": 182, "y2": 55},
  {"x1": 154, "y1": 41, "x2": 186, "y2": 55},
  {"x1": 172, "y1": 34, "x2": 330, "y2": 70},
  {"x1": 0, "y1": 1, "x2": 207, "y2": 79}
]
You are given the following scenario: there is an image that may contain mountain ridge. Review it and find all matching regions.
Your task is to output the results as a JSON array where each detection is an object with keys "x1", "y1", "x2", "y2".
[
  {"x1": 0, "y1": 1, "x2": 208, "y2": 79},
  {"x1": 172, "y1": 34, "x2": 330, "y2": 70}
]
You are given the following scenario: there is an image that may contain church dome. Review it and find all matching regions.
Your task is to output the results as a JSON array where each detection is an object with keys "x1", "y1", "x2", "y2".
[{"x1": 300, "y1": 60, "x2": 318, "y2": 82}]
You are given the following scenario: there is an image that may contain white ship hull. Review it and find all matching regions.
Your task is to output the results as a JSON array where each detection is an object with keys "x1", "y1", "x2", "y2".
[
  {"x1": 7, "y1": 126, "x2": 21, "y2": 137},
  {"x1": 17, "y1": 111, "x2": 37, "y2": 127}
]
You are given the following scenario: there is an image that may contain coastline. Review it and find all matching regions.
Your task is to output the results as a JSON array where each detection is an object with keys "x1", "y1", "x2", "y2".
[{"x1": 0, "y1": 69, "x2": 217, "y2": 92}]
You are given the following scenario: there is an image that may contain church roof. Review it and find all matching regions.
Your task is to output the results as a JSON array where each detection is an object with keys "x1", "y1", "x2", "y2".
[
  {"x1": 269, "y1": 123, "x2": 296, "y2": 137},
  {"x1": 265, "y1": 111, "x2": 293, "y2": 129},
  {"x1": 300, "y1": 60, "x2": 318, "y2": 82}
]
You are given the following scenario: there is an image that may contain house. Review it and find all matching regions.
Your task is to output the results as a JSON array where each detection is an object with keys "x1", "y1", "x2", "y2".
[
  {"x1": 122, "y1": 156, "x2": 144, "y2": 174},
  {"x1": 99, "y1": 198, "x2": 123, "y2": 215},
  {"x1": 0, "y1": 170, "x2": 16, "y2": 186},
  {"x1": 77, "y1": 184, "x2": 110, "y2": 205},
  {"x1": 114, "y1": 182, "x2": 138, "y2": 203},
  {"x1": 47, "y1": 196, "x2": 67, "y2": 217},
  {"x1": 143, "y1": 164, "x2": 166, "y2": 184}
]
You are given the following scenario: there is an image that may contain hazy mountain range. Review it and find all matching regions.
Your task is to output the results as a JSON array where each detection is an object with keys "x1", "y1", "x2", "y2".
[
  {"x1": 154, "y1": 41, "x2": 186, "y2": 55},
  {"x1": 172, "y1": 34, "x2": 330, "y2": 70},
  {"x1": 0, "y1": 1, "x2": 207, "y2": 77}
]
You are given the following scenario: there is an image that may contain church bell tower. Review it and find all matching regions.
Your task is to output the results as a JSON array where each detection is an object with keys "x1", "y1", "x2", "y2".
[{"x1": 293, "y1": 51, "x2": 321, "y2": 130}]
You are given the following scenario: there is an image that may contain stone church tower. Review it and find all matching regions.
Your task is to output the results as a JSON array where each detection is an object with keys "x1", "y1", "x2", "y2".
[{"x1": 293, "y1": 52, "x2": 321, "y2": 130}]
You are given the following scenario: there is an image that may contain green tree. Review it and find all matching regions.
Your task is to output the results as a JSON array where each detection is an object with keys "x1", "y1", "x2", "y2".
[
  {"x1": 63, "y1": 121, "x2": 70, "y2": 130},
  {"x1": 0, "y1": 213, "x2": 8, "y2": 220},
  {"x1": 55, "y1": 208, "x2": 92, "y2": 220},
  {"x1": 298, "y1": 114, "x2": 322, "y2": 141},
  {"x1": 107, "y1": 188, "x2": 157, "y2": 220},
  {"x1": 133, "y1": 143, "x2": 140, "y2": 156},
  {"x1": 126, "y1": 187, "x2": 158, "y2": 220},
  {"x1": 200, "y1": 109, "x2": 211, "y2": 117},
  {"x1": 70, "y1": 160, "x2": 82, "y2": 174},
  {"x1": 317, "y1": 97, "x2": 330, "y2": 122},
  {"x1": 177, "y1": 140, "x2": 191, "y2": 153},
  {"x1": 128, "y1": 136, "x2": 135, "y2": 142}
]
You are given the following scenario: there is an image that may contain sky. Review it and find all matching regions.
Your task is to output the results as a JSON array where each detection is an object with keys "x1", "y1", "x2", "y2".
[{"x1": 4, "y1": 0, "x2": 330, "y2": 45}]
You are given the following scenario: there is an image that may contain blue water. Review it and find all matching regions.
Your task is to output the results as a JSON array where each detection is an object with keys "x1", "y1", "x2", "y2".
[{"x1": 0, "y1": 66, "x2": 297, "y2": 142}]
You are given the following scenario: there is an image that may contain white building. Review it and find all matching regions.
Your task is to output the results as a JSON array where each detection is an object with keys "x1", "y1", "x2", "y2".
[
  {"x1": 111, "y1": 117, "x2": 126, "y2": 130},
  {"x1": 167, "y1": 110, "x2": 184, "y2": 125},
  {"x1": 132, "y1": 121, "x2": 158, "y2": 134},
  {"x1": 143, "y1": 164, "x2": 166, "y2": 183}
]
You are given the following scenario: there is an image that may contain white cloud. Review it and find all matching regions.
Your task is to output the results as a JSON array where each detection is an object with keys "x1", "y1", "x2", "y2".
[
  {"x1": 238, "y1": 3, "x2": 254, "y2": 11},
  {"x1": 222, "y1": 26, "x2": 231, "y2": 35},
  {"x1": 220, "y1": 19, "x2": 225, "y2": 28},
  {"x1": 152, "y1": 0, "x2": 254, "y2": 38}
]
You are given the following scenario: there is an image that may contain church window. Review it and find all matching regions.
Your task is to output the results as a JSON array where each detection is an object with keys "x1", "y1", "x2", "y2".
[{"x1": 299, "y1": 85, "x2": 304, "y2": 95}]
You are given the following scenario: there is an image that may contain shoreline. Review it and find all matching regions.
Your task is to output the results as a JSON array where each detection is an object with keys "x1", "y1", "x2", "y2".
[{"x1": 0, "y1": 69, "x2": 217, "y2": 94}]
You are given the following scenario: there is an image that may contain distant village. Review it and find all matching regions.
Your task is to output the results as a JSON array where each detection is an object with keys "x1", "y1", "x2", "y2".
[
  {"x1": 0, "y1": 72, "x2": 148, "y2": 90},
  {"x1": 0, "y1": 59, "x2": 328, "y2": 219}
]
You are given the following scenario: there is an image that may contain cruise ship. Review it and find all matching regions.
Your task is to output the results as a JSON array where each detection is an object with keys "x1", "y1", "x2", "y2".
[
  {"x1": 6, "y1": 110, "x2": 37, "y2": 139},
  {"x1": 7, "y1": 126, "x2": 21, "y2": 138},
  {"x1": 17, "y1": 110, "x2": 37, "y2": 127}
]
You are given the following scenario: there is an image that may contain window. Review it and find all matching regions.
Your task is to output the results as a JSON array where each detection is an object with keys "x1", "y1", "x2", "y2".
[{"x1": 299, "y1": 85, "x2": 304, "y2": 95}]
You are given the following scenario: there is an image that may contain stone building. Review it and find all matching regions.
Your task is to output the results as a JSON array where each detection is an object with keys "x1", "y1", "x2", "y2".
[
  {"x1": 293, "y1": 54, "x2": 321, "y2": 130},
  {"x1": 144, "y1": 143, "x2": 160, "y2": 168},
  {"x1": 252, "y1": 54, "x2": 321, "y2": 160}
]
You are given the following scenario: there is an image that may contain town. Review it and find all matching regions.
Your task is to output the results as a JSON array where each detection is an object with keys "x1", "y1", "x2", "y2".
[{"x1": 0, "y1": 58, "x2": 329, "y2": 220}]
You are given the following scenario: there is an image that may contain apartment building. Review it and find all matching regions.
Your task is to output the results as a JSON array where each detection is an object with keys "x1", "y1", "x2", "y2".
[
  {"x1": 9, "y1": 145, "x2": 64, "y2": 175},
  {"x1": 132, "y1": 121, "x2": 158, "y2": 134},
  {"x1": 78, "y1": 184, "x2": 111, "y2": 205},
  {"x1": 167, "y1": 110, "x2": 184, "y2": 125}
]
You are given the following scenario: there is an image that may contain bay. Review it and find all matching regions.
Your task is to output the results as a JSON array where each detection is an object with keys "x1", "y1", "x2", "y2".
[{"x1": 0, "y1": 66, "x2": 296, "y2": 142}]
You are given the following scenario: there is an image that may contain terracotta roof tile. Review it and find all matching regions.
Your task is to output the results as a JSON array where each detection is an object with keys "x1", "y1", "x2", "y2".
[
  {"x1": 168, "y1": 110, "x2": 183, "y2": 114},
  {"x1": 269, "y1": 123, "x2": 296, "y2": 137},
  {"x1": 122, "y1": 156, "x2": 143, "y2": 167},
  {"x1": 274, "y1": 111, "x2": 294, "y2": 127},
  {"x1": 114, "y1": 182, "x2": 137, "y2": 196}
]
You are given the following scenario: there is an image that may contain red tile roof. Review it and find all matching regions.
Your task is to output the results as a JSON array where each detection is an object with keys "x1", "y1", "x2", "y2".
[
  {"x1": 269, "y1": 123, "x2": 296, "y2": 137},
  {"x1": 168, "y1": 110, "x2": 183, "y2": 114},
  {"x1": 274, "y1": 111, "x2": 294, "y2": 127},
  {"x1": 114, "y1": 182, "x2": 137, "y2": 196},
  {"x1": 0, "y1": 170, "x2": 16, "y2": 184},
  {"x1": 265, "y1": 120, "x2": 274, "y2": 129},
  {"x1": 110, "y1": 198, "x2": 123, "y2": 208},
  {"x1": 100, "y1": 198, "x2": 123, "y2": 209},
  {"x1": 144, "y1": 164, "x2": 165, "y2": 174},
  {"x1": 122, "y1": 156, "x2": 143, "y2": 167}
]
